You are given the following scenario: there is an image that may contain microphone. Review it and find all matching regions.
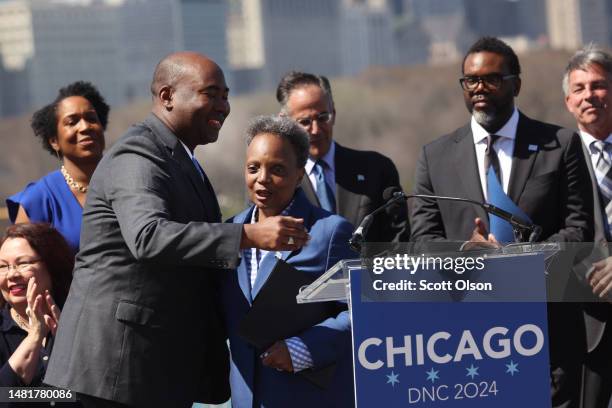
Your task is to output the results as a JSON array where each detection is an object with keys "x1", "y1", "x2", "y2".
[
  {"x1": 384, "y1": 188, "x2": 541, "y2": 242},
  {"x1": 382, "y1": 186, "x2": 402, "y2": 202},
  {"x1": 348, "y1": 187, "x2": 408, "y2": 252}
]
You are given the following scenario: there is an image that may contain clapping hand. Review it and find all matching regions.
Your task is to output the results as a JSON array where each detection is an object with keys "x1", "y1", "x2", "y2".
[
  {"x1": 589, "y1": 257, "x2": 612, "y2": 301},
  {"x1": 42, "y1": 290, "x2": 61, "y2": 336},
  {"x1": 462, "y1": 218, "x2": 501, "y2": 251},
  {"x1": 25, "y1": 278, "x2": 61, "y2": 340},
  {"x1": 25, "y1": 277, "x2": 47, "y2": 344}
]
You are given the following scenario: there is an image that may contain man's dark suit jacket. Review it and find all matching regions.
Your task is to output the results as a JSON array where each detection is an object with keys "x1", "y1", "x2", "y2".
[
  {"x1": 579, "y1": 140, "x2": 612, "y2": 408},
  {"x1": 44, "y1": 114, "x2": 243, "y2": 407},
  {"x1": 301, "y1": 143, "x2": 409, "y2": 243},
  {"x1": 410, "y1": 112, "x2": 594, "y2": 407},
  {"x1": 410, "y1": 112, "x2": 592, "y2": 243}
]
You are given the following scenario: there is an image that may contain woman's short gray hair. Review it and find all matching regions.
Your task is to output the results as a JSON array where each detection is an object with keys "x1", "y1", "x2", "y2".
[{"x1": 245, "y1": 115, "x2": 310, "y2": 167}]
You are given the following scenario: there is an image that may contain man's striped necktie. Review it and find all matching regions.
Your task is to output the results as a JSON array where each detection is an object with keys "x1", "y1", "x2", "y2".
[{"x1": 592, "y1": 140, "x2": 612, "y2": 237}]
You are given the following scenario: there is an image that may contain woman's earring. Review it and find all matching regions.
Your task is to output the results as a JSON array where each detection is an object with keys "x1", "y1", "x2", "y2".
[{"x1": 54, "y1": 149, "x2": 61, "y2": 161}]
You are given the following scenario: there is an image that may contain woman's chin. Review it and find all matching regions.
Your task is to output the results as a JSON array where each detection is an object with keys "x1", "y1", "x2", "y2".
[
  {"x1": 256, "y1": 204, "x2": 284, "y2": 217},
  {"x1": 6, "y1": 296, "x2": 26, "y2": 308}
]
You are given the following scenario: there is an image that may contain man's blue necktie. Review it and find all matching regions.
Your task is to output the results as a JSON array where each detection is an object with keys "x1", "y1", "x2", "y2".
[
  {"x1": 191, "y1": 156, "x2": 205, "y2": 179},
  {"x1": 485, "y1": 135, "x2": 531, "y2": 243},
  {"x1": 313, "y1": 160, "x2": 335, "y2": 212}
]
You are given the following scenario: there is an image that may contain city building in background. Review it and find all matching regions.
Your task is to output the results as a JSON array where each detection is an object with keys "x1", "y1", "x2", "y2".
[
  {"x1": 0, "y1": 0, "x2": 182, "y2": 117},
  {"x1": 1, "y1": 0, "x2": 612, "y2": 118},
  {"x1": 547, "y1": 0, "x2": 609, "y2": 49},
  {"x1": 182, "y1": 0, "x2": 229, "y2": 73}
]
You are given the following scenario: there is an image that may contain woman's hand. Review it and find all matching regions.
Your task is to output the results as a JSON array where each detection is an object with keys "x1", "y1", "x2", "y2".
[
  {"x1": 7, "y1": 277, "x2": 53, "y2": 385},
  {"x1": 25, "y1": 277, "x2": 49, "y2": 344},
  {"x1": 261, "y1": 341, "x2": 294, "y2": 372},
  {"x1": 43, "y1": 290, "x2": 61, "y2": 336}
]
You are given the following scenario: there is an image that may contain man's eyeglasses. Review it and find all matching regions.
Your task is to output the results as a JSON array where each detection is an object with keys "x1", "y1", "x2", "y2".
[
  {"x1": 459, "y1": 74, "x2": 517, "y2": 91},
  {"x1": 295, "y1": 112, "x2": 333, "y2": 128},
  {"x1": 0, "y1": 259, "x2": 41, "y2": 276}
]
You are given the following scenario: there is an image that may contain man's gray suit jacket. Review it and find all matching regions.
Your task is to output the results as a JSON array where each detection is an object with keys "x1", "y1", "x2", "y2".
[{"x1": 44, "y1": 114, "x2": 242, "y2": 407}]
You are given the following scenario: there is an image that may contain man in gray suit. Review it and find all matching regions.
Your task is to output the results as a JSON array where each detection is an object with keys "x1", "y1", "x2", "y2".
[
  {"x1": 44, "y1": 52, "x2": 309, "y2": 408},
  {"x1": 563, "y1": 45, "x2": 612, "y2": 408}
]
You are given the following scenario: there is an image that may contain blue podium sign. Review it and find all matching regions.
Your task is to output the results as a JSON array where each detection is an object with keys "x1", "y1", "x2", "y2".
[{"x1": 350, "y1": 254, "x2": 551, "y2": 407}]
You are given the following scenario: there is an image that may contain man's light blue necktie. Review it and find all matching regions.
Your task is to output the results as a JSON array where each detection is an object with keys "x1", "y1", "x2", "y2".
[{"x1": 313, "y1": 160, "x2": 335, "y2": 212}]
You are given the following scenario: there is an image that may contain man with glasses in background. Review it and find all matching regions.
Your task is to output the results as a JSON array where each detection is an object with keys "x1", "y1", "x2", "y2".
[
  {"x1": 276, "y1": 71, "x2": 409, "y2": 244},
  {"x1": 410, "y1": 36, "x2": 593, "y2": 407}
]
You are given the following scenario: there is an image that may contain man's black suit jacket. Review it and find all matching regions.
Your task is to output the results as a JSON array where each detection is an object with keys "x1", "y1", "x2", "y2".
[
  {"x1": 301, "y1": 143, "x2": 409, "y2": 243},
  {"x1": 579, "y1": 140, "x2": 612, "y2": 408},
  {"x1": 409, "y1": 112, "x2": 594, "y2": 406},
  {"x1": 410, "y1": 112, "x2": 593, "y2": 243},
  {"x1": 45, "y1": 114, "x2": 242, "y2": 407}
]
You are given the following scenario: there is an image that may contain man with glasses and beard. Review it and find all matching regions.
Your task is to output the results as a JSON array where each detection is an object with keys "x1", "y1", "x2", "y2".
[
  {"x1": 410, "y1": 36, "x2": 593, "y2": 407},
  {"x1": 276, "y1": 71, "x2": 409, "y2": 245}
]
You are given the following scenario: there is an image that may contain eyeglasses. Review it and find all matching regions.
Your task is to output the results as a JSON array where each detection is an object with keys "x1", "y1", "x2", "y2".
[
  {"x1": 294, "y1": 112, "x2": 333, "y2": 128},
  {"x1": 459, "y1": 74, "x2": 517, "y2": 91},
  {"x1": 0, "y1": 259, "x2": 41, "y2": 276}
]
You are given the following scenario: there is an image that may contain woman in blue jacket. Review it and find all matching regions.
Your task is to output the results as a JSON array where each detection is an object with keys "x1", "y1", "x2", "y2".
[{"x1": 221, "y1": 115, "x2": 356, "y2": 408}]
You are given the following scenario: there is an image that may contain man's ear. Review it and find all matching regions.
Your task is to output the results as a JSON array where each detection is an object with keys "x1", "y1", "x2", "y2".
[
  {"x1": 159, "y1": 85, "x2": 174, "y2": 111},
  {"x1": 513, "y1": 77, "x2": 522, "y2": 97}
]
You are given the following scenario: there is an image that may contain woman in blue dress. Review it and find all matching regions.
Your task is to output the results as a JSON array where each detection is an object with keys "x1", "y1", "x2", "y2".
[
  {"x1": 221, "y1": 115, "x2": 356, "y2": 408},
  {"x1": 6, "y1": 82, "x2": 109, "y2": 254}
]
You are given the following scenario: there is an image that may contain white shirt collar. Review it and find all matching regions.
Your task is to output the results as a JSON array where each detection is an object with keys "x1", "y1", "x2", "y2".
[
  {"x1": 179, "y1": 140, "x2": 195, "y2": 160},
  {"x1": 471, "y1": 107, "x2": 519, "y2": 144},
  {"x1": 305, "y1": 141, "x2": 336, "y2": 175},
  {"x1": 578, "y1": 129, "x2": 612, "y2": 151}
]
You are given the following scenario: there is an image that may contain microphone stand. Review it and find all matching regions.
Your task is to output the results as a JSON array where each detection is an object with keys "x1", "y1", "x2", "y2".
[
  {"x1": 404, "y1": 193, "x2": 541, "y2": 243},
  {"x1": 348, "y1": 191, "x2": 542, "y2": 252}
]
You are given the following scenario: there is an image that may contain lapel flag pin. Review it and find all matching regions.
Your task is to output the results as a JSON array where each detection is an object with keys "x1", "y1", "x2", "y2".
[
  {"x1": 357, "y1": 174, "x2": 365, "y2": 181},
  {"x1": 528, "y1": 144, "x2": 538, "y2": 152}
]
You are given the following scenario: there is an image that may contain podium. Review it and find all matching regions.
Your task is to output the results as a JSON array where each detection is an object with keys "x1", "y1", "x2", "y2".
[{"x1": 297, "y1": 243, "x2": 561, "y2": 408}]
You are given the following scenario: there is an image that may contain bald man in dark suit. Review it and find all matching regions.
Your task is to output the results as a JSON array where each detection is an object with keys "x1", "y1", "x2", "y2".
[{"x1": 45, "y1": 52, "x2": 309, "y2": 408}]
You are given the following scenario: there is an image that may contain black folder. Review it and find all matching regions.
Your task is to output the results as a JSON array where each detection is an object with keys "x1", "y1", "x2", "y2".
[{"x1": 238, "y1": 259, "x2": 345, "y2": 388}]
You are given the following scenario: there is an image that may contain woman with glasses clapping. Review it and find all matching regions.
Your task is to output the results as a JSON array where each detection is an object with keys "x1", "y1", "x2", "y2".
[{"x1": 0, "y1": 223, "x2": 75, "y2": 405}]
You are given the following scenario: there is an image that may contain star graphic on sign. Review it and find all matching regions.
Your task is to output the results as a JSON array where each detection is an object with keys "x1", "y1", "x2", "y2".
[
  {"x1": 506, "y1": 360, "x2": 519, "y2": 376},
  {"x1": 426, "y1": 368, "x2": 440, "y2": 383},
  {"x1": 466, "y1": 364, "x2": 479, "y2": 379},
  {"x1": 386, "y1": 371, "x2": 400, "y2": 387}
]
